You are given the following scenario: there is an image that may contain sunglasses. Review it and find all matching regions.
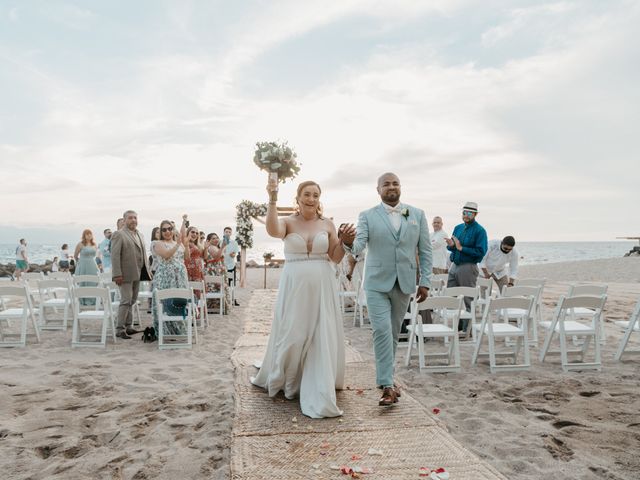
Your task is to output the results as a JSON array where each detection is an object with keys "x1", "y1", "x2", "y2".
[
  {"x1": 161, "y1": 227, "x2": 174, "y2": 232},
  {"x1": 462, "y1": 211, "x2": 475, "y2": 216}
]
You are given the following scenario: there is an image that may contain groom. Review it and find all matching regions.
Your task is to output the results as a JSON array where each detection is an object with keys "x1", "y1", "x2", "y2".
[{"x1": 342, "y1": 172, "x2": 432, "y2": 406}]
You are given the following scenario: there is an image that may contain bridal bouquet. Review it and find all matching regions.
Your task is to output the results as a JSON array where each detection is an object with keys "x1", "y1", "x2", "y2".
[{"x1": 253, "y1": 140, "x2": 300, "y2": 183}]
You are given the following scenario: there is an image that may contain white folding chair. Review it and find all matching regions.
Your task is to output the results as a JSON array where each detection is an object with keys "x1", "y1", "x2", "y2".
[
  {"x1": 47, "y1": 271, "x2": 72, "y2": 280},
  {"x1": 0, "y1": 284, "x2": 41, "y2": 347},
  {"x1": 539, "y1": 295, "x2": 606, "y2": 371},
  {"x1": 155, "y1": 288, "x2": 195, "y2": 350},
  {"x1": 337, "y1": 273, "x2": 358, "y2": 324},
  {"x1": 475, "y1": 277, "x2": 494, "y2": 319},
  {"x1": 613, "y1": 297, "x2": 640, "y2": 361},
  {"x1": 22, "y1": 272, "x2": 45, "y2": 307},
  {"x1": 134, "y1": 280, "x2": 153, "y2": 327},
  {"x1": 71, "y1": 287, "x2": 116, "y2": 348},
  {"x1": 471, "y1": 296, "x2": 534, "y2": 373},
  {"x1": 499, "y1": 285, "x2": 542, "y2": 346},
  {"x1": 567, "y1": 284, "x2": 608, "y2": 345},
  {"x1": 189, "y1": 280, "x2": 208, "y2": 331},
  {"x1": 406, "y1": 295, "x2": 464, "y2": 372},
  {"x1": 38, "y1": 279, "x2": 73, "y2": 330},
  {"x1": 433, "y1": 273, "x2": 450, "y2": 284},
  {"x1": 204, "y1": 275, "x2": 225, "y2": 317},
  {"x1": 442, "y1": 286, "x2": 479, "y2": 340},
  {"x1": 72, "y1": 274, "x2": 100, "y2": 286},
  {"x1": 514, "y1": 278, "x2": 545, "y2": 332}
]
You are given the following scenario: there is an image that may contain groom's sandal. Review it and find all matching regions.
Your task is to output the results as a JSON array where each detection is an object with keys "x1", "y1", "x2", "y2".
[{"x1": 379, "y1": 387, "x2": 398, "y2": 406}]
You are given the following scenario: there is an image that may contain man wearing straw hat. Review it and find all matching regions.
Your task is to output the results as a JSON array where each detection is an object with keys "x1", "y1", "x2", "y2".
[{"x1": 445, "y1": 201, "x2": 488, "y2": 331}]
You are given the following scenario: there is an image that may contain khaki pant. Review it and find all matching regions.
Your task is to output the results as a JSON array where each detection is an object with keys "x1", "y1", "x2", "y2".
[
  {"x1": 491, "y1": 274, "x2": 510, "y2": 295},
  {"x1": 117, "y1": 281, "x2": 140, "y2": 332},
  {"x1": 433, "y1": 267, "x2": 448, "y2": 275}
]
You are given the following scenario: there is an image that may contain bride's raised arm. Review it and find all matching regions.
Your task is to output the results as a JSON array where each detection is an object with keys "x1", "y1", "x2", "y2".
[{"x1": 265, "y1": 176, "x2": 287, "y2": 239}]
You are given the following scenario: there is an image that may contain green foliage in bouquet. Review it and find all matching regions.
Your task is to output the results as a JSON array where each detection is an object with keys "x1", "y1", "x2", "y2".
[{"x1": 253, "y1": 140, "x2": 300, "y2": 182}]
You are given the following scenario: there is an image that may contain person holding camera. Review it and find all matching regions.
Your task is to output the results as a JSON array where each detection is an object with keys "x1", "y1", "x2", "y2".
[{"x1": 151, "y1": 217, "x2": 190, "y2": 336}]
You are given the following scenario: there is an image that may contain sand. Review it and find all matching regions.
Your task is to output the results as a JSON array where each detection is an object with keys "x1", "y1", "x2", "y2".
[{"x1": 1, "y1": 258, "x2": 639, "y2": 479}]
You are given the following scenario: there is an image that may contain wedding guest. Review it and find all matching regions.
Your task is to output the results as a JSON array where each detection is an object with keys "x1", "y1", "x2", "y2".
[
  {"x1": 152, "y1": 220, "x2": 190, "y2": 336},
  {"x1": 149, "y1": 227, "x2": 161, "y2": 276},
  {"x1": 111, "y1": 210, "x2": 152, "y2": 339},
  {"x1": 59, "y1": 244, "x2": 70, "y2": 272},
  {"x1": 480, "y1": 236, "x2": 519, "y2": 293},
  {"x1": 51, "y1": 257, "x2": 59, "y2": 273},
  {"x1": 431, "y1": 216, "x2": 449, "y2": 274},
  {"x1": 184, "y1": 221, "x2": 205, "y2": 283},
  {"x1": 116, "y1": 217, "x2": 124, "y2": 231},
  {"x1": 14, "y1": 239, "x2": 29, "y2": 280},
  {"x1": 222, "y1": 226, "x2": 240, "y2": 305},
  {"x1": 446, "y1": 202, "x2": 488, "y2": 331},
  {"x1": 205, "y1": 232, "x2": 230, "y2": 313},
  {"x1": 74, "y1": 229, "x2": 100, "y2": 304},
  {"x1": 98, "y1": 229, "x2": 112, "y2": 272}
]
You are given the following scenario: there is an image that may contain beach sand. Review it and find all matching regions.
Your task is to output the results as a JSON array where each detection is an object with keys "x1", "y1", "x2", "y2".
[{"x1": 1, "y1": 258, "x2": 639, "y2": 479}]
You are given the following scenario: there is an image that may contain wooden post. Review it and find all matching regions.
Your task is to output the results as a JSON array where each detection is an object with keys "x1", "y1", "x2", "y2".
[
  {"x1": 240, "y1": 247, "x2": 247, "y2": 288},
  {"x1": 263, "y1": 260, "x2": 267, "y2": 289}
]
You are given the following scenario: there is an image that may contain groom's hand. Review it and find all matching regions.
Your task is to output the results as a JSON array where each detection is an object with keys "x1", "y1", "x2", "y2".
[{"x1": 416, "y1": 286, "x2": 429, "y2": 303}]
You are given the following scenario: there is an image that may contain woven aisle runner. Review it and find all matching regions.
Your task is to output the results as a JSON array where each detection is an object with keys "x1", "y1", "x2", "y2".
[{"x1": 230, "y1": 290, "x2": 507, "y2": 480}]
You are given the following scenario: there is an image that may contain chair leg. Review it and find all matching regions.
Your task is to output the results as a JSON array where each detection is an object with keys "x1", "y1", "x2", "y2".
[
  {"x1": 405, "y1": 330, "x2": 414, "y2": 367},
  {"x1": 417, "y1": 331, "x2": 425, "y2": 371},
  {"x1": 523, "y1": 322, "x2": 530, "y2": 367},
  {"x1": 20, "y1": 313, "x2": 28, "y2": 346},
  {"x1": 539, "y1": 327, "x2": 554, "y2": 363},
  {"x1": 488, "y1": 329, "x2": 497, "y2": 373},
  {"x1": 471, "y1": 329, "x2": 483, "y2": 364},
  {"x1": 559, "y1": 330, "x2": 569, "y2": 372},
  {"x1": 614, "y1": 319, "x2": 636, "y2": 361}
]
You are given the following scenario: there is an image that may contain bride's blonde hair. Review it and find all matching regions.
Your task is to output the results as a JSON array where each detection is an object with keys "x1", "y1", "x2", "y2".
[{"x1": 294, "y1": 180, "x2": 323, "y2": 218}]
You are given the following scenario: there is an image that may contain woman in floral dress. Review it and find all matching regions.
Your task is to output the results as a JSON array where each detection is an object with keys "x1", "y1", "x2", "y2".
[
  {"x1": 152, "y1": 219, "x2": 190, "y2": 335},
  {"x1": 204, "y1": 232, "x2": 230, "y2": 314}
]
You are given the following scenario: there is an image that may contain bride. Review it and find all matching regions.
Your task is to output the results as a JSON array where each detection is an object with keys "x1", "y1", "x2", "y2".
[{"x1": 251, "y1": 177, "x2": 347, "y2": 418}]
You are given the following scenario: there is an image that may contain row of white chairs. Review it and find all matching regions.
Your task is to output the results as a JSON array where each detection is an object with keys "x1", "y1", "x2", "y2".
[
  {"x1": 405, "y1": 288, "x2": 640, "y2": 373},
  {"x1": 0, "y1": 274, "x2": 228, "y2": 349}
]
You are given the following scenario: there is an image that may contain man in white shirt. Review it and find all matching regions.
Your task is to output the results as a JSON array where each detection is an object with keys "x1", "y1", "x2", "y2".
[
  {"x1": 15, "y1": 239, "x2": 29, "y2": 280},
  {"x1": 430, "y1": 216, "x2": 449, "y2": 274},
  {"x1": 480, "y1": 236, "x2": 519, "y2": 293},
  {"x1": 222, "y1": 226, "x2": 241, "y2": 306}
]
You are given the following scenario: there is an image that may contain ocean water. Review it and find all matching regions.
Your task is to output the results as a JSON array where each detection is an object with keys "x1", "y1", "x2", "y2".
[{"x1": 0, "y1": 241, "x2": 636, "y2": 267}]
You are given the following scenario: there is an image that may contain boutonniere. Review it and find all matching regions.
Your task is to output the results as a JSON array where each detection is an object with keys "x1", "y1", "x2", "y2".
[{"x1": 401, "y1": 208, "x2": 409, "y2": 219}]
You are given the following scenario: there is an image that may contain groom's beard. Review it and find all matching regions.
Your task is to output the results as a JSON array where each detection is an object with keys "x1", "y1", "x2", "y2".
[{"x1": 381, "y1": 192, "x2": 400, "y2": 204}]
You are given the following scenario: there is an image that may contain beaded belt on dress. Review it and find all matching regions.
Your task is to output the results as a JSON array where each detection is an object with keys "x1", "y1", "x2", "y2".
[{"x1": 285, "y1": 254, "x2": 329, "y2": 263}]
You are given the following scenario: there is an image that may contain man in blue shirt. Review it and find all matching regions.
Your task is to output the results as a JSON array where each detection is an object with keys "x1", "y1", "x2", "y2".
[
  {"x1": 446, "y1": 202, "x2": 488, "y2": 330},
  {"x1": 98, "y1": 229, "x2": 112, "y2": 272}
]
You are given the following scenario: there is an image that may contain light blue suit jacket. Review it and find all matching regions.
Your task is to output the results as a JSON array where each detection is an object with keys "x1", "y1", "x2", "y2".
[{"x1": 349, "y1": 203, "x2": 432, "y2": 295}]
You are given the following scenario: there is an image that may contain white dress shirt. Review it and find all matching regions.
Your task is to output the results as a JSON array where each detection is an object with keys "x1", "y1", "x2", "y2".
[
  {"x1": 480, "y1": 239, "x2": 519, "y2": 279},
  {"x1": 430, "y1": 229, "x2": 449, "y2": 269},
  {"x1": 382, "y1": 202, "x2": 402, "y2": 231}
]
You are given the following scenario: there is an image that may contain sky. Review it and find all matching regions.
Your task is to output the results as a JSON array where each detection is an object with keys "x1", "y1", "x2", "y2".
[{"x1": 1, "y1": 0, "x2": 638, "y2": 246}]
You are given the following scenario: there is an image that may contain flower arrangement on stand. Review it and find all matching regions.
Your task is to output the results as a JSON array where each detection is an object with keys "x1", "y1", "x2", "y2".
[
  {"x1": 253, "y1": 140, "x2": 300, "y2": 183},
  {"x1": 262, "y1": 251, "x2": 274, "y2": 263},
  {"x1": 235, "y1": 200, "x2": 267, "y2": 249}
]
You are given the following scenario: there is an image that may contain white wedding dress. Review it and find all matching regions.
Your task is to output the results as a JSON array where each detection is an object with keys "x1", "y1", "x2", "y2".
[{"x1": 251, "y1": 231, "x2": 345, "y2": 418}]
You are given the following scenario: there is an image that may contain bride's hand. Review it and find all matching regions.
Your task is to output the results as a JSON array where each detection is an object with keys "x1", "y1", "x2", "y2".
[
  {"x1": 267, "y1": 176, "x2": 278, "y2": 193},
  {"x1": 267, "y1": 176, "x2": 278, "y2": 202}
]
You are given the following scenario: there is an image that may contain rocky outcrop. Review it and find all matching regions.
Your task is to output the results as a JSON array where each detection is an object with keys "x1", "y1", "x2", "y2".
[
  {"x1": 624, "y1": 246, "x2": 640, "y2": 257},
  {"x1": 0, "y1": 261, "x2": 56, "y2": 277}
]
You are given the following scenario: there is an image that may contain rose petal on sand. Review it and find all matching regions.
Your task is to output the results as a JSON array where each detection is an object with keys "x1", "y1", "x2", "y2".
[{"x1": 432, "y1": 408, "x2": 441, "y2": 414}]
